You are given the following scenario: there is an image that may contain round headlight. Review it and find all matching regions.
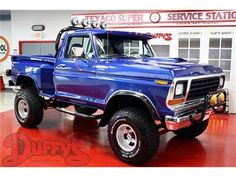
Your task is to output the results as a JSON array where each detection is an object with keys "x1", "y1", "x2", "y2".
[{"x1": 175, "y1": 83, "x2": 184, "y2": 96}]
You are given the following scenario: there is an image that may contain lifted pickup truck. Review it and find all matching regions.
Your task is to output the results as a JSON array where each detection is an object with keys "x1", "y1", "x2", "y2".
[{"x1": 10, "y1": 20, "x2": 226, "y2": 164}]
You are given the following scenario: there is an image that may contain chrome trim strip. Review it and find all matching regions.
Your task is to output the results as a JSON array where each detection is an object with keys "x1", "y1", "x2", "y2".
[
  {"x1": 166, "y1": 73, "x2": 225, "y2": 110},
  {"x1": 170, "y1": 98, "x2": 205, "y2": 115}
]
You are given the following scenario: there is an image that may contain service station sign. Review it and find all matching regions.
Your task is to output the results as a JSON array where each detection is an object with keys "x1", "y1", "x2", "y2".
[
  {"x1": 0, "y1": 35, "x2": 10, "y2": 63},
  {"x1": 72, "y1": 10, "x2": 236, "y2": 28}
]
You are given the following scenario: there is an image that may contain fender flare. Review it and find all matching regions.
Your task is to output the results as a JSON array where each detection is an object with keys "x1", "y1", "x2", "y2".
[{"x1": 99, "y1": 90, "x2": 161, "y2": 127}]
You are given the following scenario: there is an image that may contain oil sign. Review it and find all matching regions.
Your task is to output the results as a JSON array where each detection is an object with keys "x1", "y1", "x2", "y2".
[{"x1": 0, "y1": 35, "x2": 10, "y2": 63}]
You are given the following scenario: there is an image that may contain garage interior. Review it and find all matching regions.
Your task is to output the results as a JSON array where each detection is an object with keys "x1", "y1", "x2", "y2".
[{"x1": 0, "y1": 10, "x2": 236, "y2": 166}]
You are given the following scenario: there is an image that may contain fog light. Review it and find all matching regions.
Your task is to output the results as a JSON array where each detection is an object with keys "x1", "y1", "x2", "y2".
[
  {"x1": 218, "y1": 93, "x2": 225, "y2": 103},
  {"x1": 210, "y1": 94, "x2": 218, "y2": 105}
]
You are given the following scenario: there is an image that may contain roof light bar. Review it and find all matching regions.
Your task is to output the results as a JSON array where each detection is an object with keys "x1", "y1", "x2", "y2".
[{"x1": 70, "y1": 18, "x2": 107, "y2": 29}]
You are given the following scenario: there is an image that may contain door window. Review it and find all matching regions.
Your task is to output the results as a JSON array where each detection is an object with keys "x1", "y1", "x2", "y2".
[{"x1": 65, "y1": 35, "x2": 93, "y2": 60}]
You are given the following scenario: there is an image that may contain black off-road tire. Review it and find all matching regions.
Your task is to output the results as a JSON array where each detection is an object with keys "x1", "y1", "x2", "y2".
[
  {"x1": 14, "y1": 87, "x2": 44, "y2": 128},
  {"x1": 173, "y1": 119, "x2": 209, "y2": 139},
  {"x1": 74, "y1": 105, "x2": 97, "y2": 115},
  {"x1": 108, "y1": 107, "x2": 159, "y2": 164}
]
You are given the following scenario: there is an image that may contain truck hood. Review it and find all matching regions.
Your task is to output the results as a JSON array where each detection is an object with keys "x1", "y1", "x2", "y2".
[{"x1": 107, "y1": 57, "x2": 223, "y2": 80}]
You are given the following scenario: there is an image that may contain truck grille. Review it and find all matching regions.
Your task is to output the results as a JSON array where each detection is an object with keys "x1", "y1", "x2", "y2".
[{"x1": 187, "y1": 76, "x2": 220, "y2": 100}]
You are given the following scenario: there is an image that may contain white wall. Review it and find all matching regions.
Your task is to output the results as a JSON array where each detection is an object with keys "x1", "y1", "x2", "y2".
[
  {"x1": 11, "y1": 10, "x2": 79, "y2": 54},
  {"x1": 0, "y1": 20, "x2": 11, "y2": 73}
]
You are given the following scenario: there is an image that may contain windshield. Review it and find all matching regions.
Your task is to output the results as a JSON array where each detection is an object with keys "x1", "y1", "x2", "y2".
[{"x1": 94, "y1": 34, "x2": 155, "y2": 59}]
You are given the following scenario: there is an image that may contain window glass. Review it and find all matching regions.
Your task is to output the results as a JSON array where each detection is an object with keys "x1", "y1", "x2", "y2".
[
  {"x1": 209, "y1": 49, "x2": 219, "y2": 59},
  {"x1": 151, "y1": 45, "x2": 170, "y2": 57},
  {"x1": 208, "y1": 60, "x2": 219, "y2": 67},
  {"x1": 189, "y1": 49, "x2": 200, "y2": 59},
  {"x1": 65, "y1": 36, "x2": 93, "y2": 59},
  {"x1": 220, "y1": 61, "x2": 231, "y2": 70},
  {"x1": 178, "y1": 49, "x2": 188, "y2": 58},
  {"x1": 209, "y1": 38, "x2": 220, "y2": 48},
  {"x1": 94, "y1": 34, "x2": 154, "y2": 59},
  {"x1": 208, "y1": 37, "x2": 233, "y2": 81},
  {"x1": 190, "y1": 38, "x2": 200, "y2": 48},
  {"x1": 221, "y1": 38, "x2": 232, "y2": 48},
  {"x1": 178, "y1": 38, "x2": 200, "y2": 61},
  {"x1": 179, "y1": 38, "x2": 188, "y2": 48},
  {"x1": 220, "y1": 49, "x2": 231, "y2": 59}
]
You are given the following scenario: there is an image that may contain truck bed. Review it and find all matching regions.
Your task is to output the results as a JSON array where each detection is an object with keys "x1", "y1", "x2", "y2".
[{"x1": 11, "y1": 55, "x2": 56, "y2": 97}]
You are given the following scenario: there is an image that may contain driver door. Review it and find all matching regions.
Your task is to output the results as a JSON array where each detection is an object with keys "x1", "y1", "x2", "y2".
[{"x1": 54, "y1": 34, "x2": 96, "y2": 105}]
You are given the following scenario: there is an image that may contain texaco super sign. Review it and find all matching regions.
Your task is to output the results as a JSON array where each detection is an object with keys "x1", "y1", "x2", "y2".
[{"x1": 0, "y1": 35, "x2": 10, "y2": 63}]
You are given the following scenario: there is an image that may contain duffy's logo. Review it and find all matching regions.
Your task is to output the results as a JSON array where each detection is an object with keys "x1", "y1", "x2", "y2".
[
  {"x1": 2, "y1": 133, "x2": 90, "y2": 166},
  {"x1": 0, "y1": 35, "x2": 10, "y2": 63}
]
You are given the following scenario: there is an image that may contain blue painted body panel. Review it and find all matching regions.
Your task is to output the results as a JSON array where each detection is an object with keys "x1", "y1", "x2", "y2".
[{"x1": 11, "y1": 29, "x2": 224, "y2": 121}]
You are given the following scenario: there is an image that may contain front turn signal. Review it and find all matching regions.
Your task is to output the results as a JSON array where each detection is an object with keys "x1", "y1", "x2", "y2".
[{"x1": 168, "y1": 98, "x2": 185, "y2": 105}]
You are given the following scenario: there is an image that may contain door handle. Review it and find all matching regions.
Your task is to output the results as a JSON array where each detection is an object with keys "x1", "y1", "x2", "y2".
[{"x1": 57, "y1": 64, "x2": 66, "y2": 68}]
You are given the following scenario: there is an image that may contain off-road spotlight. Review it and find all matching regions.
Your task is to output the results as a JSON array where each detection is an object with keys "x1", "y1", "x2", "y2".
[{"x1": 100, "y1": 22, "x2": 107, "y2": 29}]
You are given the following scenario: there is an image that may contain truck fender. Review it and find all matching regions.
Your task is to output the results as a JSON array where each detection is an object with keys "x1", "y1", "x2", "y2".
[{"x1": 99, "y1": 90, "x2": 160, "y2": 127}]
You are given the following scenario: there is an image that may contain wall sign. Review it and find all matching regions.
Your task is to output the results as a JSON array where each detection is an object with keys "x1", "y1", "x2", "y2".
[
  {"x1": 72, "y1": 10, "x2": 236, "y2": 28},
  {"x1": 151, "y1": 33, "x2": 172, "y2": 41},
  {"x1": 32, "y1": 25, "x2": 45, "y2": 31},
  {"x1": 0, "y1": 35, "x2": 10, "y2": 63}
]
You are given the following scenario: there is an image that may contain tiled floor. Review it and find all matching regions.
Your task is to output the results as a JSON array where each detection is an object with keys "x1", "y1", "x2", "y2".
[{"x1": 0, "y1": 90, "x2": 235, "y2": 167}]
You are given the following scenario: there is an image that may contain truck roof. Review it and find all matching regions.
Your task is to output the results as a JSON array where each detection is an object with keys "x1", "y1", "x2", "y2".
[{"x1": 73, "y1": 28, "x2": 154, "y2": 39}]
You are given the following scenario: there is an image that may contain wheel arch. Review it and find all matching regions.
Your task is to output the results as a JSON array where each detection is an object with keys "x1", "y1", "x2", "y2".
[
  {"x1": 99, "y1": 90, "x2": 160, "y2": 127},
  {"x1": 16, "y1": 75, "x2": 38, "y2": 89}
]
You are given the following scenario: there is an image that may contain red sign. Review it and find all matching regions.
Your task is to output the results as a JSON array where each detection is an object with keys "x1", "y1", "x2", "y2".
[
  {"x1": 72, "y1": 10, "x2": 236, "y2": 28},
  {"x1": 150, "y1": 33, "x2": 172, "y2": 41},
  {"x1": 0, "y1": 35, "x2": 10, "y2": 63}
]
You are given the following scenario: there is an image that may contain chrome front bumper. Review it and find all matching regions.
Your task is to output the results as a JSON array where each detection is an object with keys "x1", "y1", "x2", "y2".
[
  {"x1": 165, "y1": 109, "x2": 212, "y2": 131},
  {"x1": 164, "y1": 89, "x2": 226, "y2": 131}
]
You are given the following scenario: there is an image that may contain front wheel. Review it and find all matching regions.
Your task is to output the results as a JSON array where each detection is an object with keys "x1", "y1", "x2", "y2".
[
  {"x1": 173, "y1": 119, "x2": 209, "y2": 139},
  {"x1": 14, "y1": 88, "x2": 44, "y2": 128},
  {"x1": 108, "y1": 107, "x2": 159, "y2": 164}
]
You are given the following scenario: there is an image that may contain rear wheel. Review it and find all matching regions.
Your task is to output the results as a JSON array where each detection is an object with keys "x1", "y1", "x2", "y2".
[
  {"x1": 108, "y1": 107, "x2": 159, "y2": 164},
  {"x1": 14, "y1": 88, "x2": 44, "y2": 128},
  {"x1": 173, "y1": 119, "x2": 209, "y2": 139},
  {"x1": 74, "y1": 104, "x2": 97, "y2": 115}
]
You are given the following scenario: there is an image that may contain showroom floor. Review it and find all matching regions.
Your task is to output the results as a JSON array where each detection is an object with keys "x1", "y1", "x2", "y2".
[{"x1": 0, "y1": 90, "x2": 235, "y2": 167}]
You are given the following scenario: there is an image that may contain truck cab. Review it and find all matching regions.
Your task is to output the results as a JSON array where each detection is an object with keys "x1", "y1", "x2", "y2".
[{"x1": 10, "y1": 19, "x2": 226, "y2": 164}]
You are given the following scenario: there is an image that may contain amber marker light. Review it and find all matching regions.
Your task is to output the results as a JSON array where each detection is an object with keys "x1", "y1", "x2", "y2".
[{"x1": 155, "y1": 80, "x2": 168, "y2": 85}]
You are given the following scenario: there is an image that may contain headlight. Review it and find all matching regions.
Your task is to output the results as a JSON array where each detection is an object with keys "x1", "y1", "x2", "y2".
[
  {"x1": 174, "y1": 81, "x2": 187, "y2": 98},
  {"x1": 219, "y1": 76, "x2": 225, "y2": 88},
  {"x1": 175, "y1": 83, "x2": 184, "y2": 96}
]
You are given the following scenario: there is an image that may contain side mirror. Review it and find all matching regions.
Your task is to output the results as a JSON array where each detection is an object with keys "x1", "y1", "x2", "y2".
[{"x1": 70, "y1": 46, "x2": 84, "y2": 58}]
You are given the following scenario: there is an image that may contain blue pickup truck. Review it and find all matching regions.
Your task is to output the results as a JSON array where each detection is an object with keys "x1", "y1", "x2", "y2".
[{"x1": 10, "y1": 20, "x2": 226, "y2": 164}]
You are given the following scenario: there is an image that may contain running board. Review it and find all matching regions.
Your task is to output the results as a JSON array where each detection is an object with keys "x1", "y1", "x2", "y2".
[{"x1": 56, "y1": 107, "x2": 103, "y2": 119}]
